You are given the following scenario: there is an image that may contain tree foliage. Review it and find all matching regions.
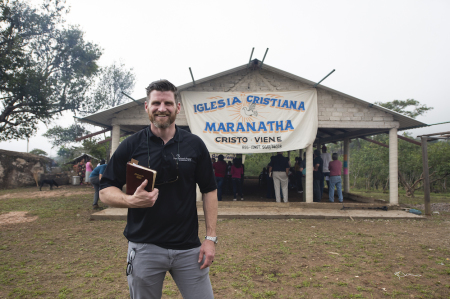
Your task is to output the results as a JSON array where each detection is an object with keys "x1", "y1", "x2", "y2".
[
  {"x1": 375, "y1": 99, "x2": 433, "y2": 119},
  {"x1": 81, "y1": 61, "x2": 135, "y2": 114},
  {"x1": 0, "y1": 0, "x2": 102, "y2": 141},
  {"x1": 43, "y1": 123, "x2": 90, "y2": 147},
  {"x1": 29, "y1": 148, "x2": 47, "y2": 156}
]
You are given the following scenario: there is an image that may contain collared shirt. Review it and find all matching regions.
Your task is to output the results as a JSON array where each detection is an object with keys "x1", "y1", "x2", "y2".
[
  {"x1": 100, "y1": 126, "x2": 217, "y2": 250},
  {"x1": 269, "y1": 154, "x2": 289, "y2": 172},
  {"x1": 329, "y1": 160, "x2": 342, "y2": 176}
]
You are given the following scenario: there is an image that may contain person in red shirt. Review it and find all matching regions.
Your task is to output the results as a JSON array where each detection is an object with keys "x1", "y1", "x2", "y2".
[
  {"x1": 212, "y1": 155, "x2": 227, "y2": 201},
  {"x1": 328, "y1": 153, "x2": 343, "y2": 203},
  {"x1": 231, "y1": 158, "x2": 244, "y2": 201}
]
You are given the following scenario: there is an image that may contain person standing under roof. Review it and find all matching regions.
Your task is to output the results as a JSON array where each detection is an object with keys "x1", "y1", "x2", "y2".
[
  {"x1": 321, "y1": 145, "x2": 332, "y2": 198},
  {"x1": 268, "y1": 152, "x2": 290, "y2": 203},
  {"x1": 328, "y1": 153, "x2": 344, "y2": 203},
  {"x1": 213, "y1": 154, "x2": 227, "y2": 201},
  {"x1": 313, "y1": 149, "x2": 324, "y2": 202}
]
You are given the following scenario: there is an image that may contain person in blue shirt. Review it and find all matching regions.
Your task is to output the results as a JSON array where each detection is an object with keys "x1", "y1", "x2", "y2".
[{"x1": 89, "y1": 159, "x2": 107, "y2": 209}]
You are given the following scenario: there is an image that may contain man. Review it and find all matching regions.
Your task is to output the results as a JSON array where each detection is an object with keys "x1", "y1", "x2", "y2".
[
  {"x1": 212, "y1": 154, "x2": 227, "y2": 201},
  {"x1": 294, "y1": 157, "x2": 302, "y2": 194},
  {"x1": 89, "y1": 159, "x2": 107, "y2": 209},
  {"x1": 320, "y1": 145, "x2": 332, "y2": 199},
  {"x1": 313, "y1": 149, "x2": 323, "y2": 202},
  {"x1": 99, "y1": 80, "x2": 218, "y2": 299},
  {"x1": 299, "y1": 152, "x2": 306, "y2": 202},
  {"x1": 328, "y1": 153, "x2": 344, "y2": 203},
  {"x1": 268, "y1": 152, "x2": 290, "y2": 203}
]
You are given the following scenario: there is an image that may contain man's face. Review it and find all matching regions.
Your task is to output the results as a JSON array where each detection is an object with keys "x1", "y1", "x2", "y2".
[{"x1": 145, "y1": 90, "x2": 180, "y2": 129}]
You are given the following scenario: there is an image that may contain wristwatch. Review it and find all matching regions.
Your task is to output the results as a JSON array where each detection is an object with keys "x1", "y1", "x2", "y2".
[{"x1": 205, "y1": 236, "x2": 218, "y2": 244}]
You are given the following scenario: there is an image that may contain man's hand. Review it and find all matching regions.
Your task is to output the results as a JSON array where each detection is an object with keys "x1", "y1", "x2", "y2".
[
  {"x1": 198, "y1": 239, "x2": 215, "y2": 270},
  {"x1": 128, "y1": 179, "x2": 159, "y2": 208}
]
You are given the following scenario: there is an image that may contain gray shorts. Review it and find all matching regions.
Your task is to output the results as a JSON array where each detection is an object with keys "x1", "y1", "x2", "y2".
[{"x1": 127, "y1": 242, "x2": 214, "y2": 299}]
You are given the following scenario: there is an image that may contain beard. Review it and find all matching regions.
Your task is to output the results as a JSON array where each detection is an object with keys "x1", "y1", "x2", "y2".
[{"x1": 149, "y1": 112, "x2": 176, "y2": 129}]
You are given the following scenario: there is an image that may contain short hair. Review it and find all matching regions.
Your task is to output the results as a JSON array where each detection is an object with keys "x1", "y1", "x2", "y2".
[
  {"x1": 332, "y1": 153, "x2": 338, "y2": 160},
  {"x1": 145, "y1": 79, "x2": 179, "y2": 103},
  {"x1": 218, "y1": 154, "x2": 224, "y2": 161},
  {"x1": 314, "y1": 149, "x2": 320, "y2": 157},
  {"x1": 100, "y1": 159, "x2": 105, "y2": 165}
]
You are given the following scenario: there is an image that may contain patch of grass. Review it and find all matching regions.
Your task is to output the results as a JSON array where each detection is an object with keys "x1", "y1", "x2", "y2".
[{"x1": 1, "y1": 185, "x2": 450, "y2": 298}]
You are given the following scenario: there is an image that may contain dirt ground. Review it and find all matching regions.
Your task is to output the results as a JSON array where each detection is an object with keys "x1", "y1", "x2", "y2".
[{"x1": 0, "y1": 183, "x2": 449, "y2": 298}]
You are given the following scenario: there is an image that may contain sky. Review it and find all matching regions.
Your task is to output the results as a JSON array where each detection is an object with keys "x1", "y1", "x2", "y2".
[{"x1": 1, "y1": 0, "x2": 449, "y2": 156}]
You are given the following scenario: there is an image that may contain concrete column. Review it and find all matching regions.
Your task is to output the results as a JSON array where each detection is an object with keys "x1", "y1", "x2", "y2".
[
  {"x1": 343, "y1": 138, "x2": 350, "y2": 194},
  {"x1": 389, "y1": 128, "x2": 399, "y2": 205},
  {"x1": 305, "y1": 144, "x2": 313, "y2": 203},
  {"x1": 111, "y1": 125, "x2": 121, "y2": 158}
]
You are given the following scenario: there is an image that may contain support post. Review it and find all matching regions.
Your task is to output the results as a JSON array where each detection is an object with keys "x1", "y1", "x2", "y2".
[
  {"x1": 421, "y1": 136, "x2": 431, "y2": 215},
  {"x1": 111, "y1": 125, "x2": 121, "y2": 158},
  {"x1": 389, "y1": 128, "x2": 399, "y2": 205},
  {"x1": 306, "y1": 144, "x2": 313, "y2": 203},
  {"x1": 343, "y1": 138, "x2": 350, "y2": 194}
]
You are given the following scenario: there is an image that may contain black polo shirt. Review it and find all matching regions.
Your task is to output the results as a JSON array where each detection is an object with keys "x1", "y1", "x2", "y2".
[
  {"x1": 100, "y1": 126, "x2": 217, "y2": 250},
  {"x1": 269, "y1": 154, "x2": 289, "y2": 172}
]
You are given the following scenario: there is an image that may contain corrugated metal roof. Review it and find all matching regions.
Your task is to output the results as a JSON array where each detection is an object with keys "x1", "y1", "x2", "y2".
[{"x1": 79, "y1": 60, "x2": 427, "y2": 131}]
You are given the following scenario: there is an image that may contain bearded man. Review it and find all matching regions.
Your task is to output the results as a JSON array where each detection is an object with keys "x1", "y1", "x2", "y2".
[{"x1": 100, "y1": 79, "x2": 218, "y2": 299}]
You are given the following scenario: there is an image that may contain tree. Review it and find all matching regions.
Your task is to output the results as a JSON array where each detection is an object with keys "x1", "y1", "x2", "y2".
[
  {"x1": 43, "y1": 123, "x2": 90, "y2": 147},
  {"x1": 375, "y1": 99, "x2": 433, "y2": 119},
  {"x1": 29, "y1": 148, "x2": 47, "y2": 156},
  {"x1": 0, "y1": 0, "x2": 102, "y2": 141},
  {"x1": 81, "y1": 61, "x2": 135, "y2": 114}
]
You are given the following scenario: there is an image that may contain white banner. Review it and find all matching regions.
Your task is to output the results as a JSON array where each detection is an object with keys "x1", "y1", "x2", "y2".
[{"x1": 181, "y1": 90, "x2": 318, "y2": 153}]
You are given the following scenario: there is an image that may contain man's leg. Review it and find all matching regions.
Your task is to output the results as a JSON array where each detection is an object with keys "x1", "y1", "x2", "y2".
[
  {"x1": 319, "y1": 177, "x2": 324, "y2": 200},
  {"x1": 280, "y1": 173, "x2": 289, "y2": 203},
  {"x1": 324, "y1": 172, "x2": 331, "y2": 191},
  {"x1": 302, "y1": 177, "x2": 306, "y2": 202},
  {"x1": 336, "y1": 177, "x2": 344, "y2": 202},
  {"x1": 127, "y1": 243, "x2": 168, "y2": 299},
  {"x1": 216, "y1": 177, "x2": 223, "y2": 201},
  {"x1": 313, "y1": 180, "x2": 321, "y2": 202},
  {"x1": 89, "y1": 176, "x2": 100, "y2": 206},
  {"x1": 329, "y1": 176, "x2": 336, "y2": 202},
  {"x1": 273, "y1": 173, "x2": 281, "y2": 203},
  {"x1": 170, "y1": 246, "x2": 214, "y2": 299}
]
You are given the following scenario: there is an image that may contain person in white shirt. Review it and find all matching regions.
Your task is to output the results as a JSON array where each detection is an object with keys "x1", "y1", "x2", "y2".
[{"x1": 320, "y1": 145, "x2": 332, "y2": 199}]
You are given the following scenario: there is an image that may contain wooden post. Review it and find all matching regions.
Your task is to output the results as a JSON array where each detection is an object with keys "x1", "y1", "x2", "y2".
[
  {"x1": 343, "y1": 138, "x2": 350, "y2": 194},
  {"x1": 421, "y1": 136, "x2": 431, "y2": 215}
]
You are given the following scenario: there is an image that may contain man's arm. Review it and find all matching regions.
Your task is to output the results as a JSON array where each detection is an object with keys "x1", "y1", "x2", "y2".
[
  {"x1": 314, "y1": 163, "x2": 320, "y2": 171},
  {"x1": 100, "y1": 180, "x2": 159, "y2": 208},
  {"x1": 198, "y1": 189, "x2": 218, "y2": 270},
  {"x1": 285, "y1": 167, "x2": 290, "y2": 176}
]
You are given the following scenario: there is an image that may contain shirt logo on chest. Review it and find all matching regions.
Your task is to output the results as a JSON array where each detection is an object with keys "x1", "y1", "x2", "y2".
[{"x1": 173, "y1": 154, "x2": 192, "y2": 162}]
